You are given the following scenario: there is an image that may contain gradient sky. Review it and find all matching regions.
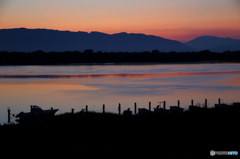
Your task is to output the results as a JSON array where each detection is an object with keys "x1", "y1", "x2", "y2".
[{"x1": 0, "y1": 0, "x2": 240, "y2": 42}]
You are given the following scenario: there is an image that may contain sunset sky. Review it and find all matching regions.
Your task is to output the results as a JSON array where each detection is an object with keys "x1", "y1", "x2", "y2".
[{"x1": 0, "y1": 0, "x2": 240, "y2": 42}]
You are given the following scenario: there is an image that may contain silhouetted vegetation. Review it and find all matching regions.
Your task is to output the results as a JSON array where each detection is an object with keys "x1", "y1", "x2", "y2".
[
  {"x1": 0, "y1": 50, "x2": 240, "y2": 65},
  {"x1": 1, "y1": 105, "x2": 239, "y2": 157}
]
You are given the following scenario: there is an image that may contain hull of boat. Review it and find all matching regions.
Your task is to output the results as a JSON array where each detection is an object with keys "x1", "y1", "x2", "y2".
[
  {"x1": 154, "y1": 108, "x2": 169, "y2": 114},
  {"x1": 16, "y1": 109, "x2": 58, "y2": 124}
]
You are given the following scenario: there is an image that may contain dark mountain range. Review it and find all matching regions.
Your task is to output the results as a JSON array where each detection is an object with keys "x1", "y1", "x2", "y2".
[
  {"x1": 185, "y1": 36, "x2": 240, "y2": 52},
  {"x1": 0, "y1": 28, "x2": 194, "y2": 52}
]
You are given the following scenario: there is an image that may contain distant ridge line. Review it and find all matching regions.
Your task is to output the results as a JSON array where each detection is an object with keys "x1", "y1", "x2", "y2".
[{"x1": 0, "y1": 28, "x2": 194, "y2": 52}]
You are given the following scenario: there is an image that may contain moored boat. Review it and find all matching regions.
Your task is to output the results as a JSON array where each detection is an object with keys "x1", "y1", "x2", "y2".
[
  {"x1": 214, "y1": 103, "x2": 229, "y2": 108},
  {"x1": 154, "y1": 105, "x2": 169, "y2": 114},
  {"x1": 123, "y1": 108, "x2": 132, "y2": 115},
  {"x1": 233, "y1": 102, "x2": 240, "y2": 106},
  {"x1": 170, "y1": 106, "x2": 184, "y2": 113},
  {"x1": 15, "y1": 105, "x2": 58, "y2": 124},
  {"x1": 138, "y1": 108, "x2": 153, "y2": 115},
  {"x1": 189, "y1": 105, "x2": 203, "y2": 111}
]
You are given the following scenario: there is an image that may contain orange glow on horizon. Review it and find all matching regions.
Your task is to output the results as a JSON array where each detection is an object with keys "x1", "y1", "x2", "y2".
[{"x1": 1, "y1": 0, "x2": 240, "y2": 42}]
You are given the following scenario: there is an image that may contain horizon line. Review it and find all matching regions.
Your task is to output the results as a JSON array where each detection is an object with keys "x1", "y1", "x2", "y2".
[
  {"x1": 1, "y1": 71, "x2": 240, "y2": 79},
  {"x1": 2, "y1": 27, "x2": 238, "y2": 43}
]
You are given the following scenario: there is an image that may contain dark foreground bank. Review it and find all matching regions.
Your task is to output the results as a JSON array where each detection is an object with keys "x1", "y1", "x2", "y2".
[
  {"x1": 1, "y1": 105, "x2": 240, "y2": 158},
  {"x1": 1, "y1": 50, "x2": 240, "y2": 65}
]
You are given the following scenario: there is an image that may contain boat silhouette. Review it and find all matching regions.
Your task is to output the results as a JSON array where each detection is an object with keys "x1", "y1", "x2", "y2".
[{"x1": 15, "y1": 105, "x2": 58, "y2": 124}]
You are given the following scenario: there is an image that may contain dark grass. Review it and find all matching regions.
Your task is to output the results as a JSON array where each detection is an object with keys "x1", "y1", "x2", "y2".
[{"x1": 1, "y1": 106, "x2": 240, "y2": 158}]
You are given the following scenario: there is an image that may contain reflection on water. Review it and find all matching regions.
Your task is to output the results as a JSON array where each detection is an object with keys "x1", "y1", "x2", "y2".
[{"x1": 0, "y1": 63, "x2": 240, "y2": 124}]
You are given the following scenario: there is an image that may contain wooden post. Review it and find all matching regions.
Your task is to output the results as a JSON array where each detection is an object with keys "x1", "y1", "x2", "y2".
[
  {"x1": 103, "y1": 104, "x2": 105, "y2": 113},
  {"x1": 149, "y1": 102, "x2": 151, "y2": 111},
  {"x1": 134, "y1": 102, "x2": 137, "y2": 114},
  {"x1": 205, "y1": 99, "x2": 207, "y2": 108},
  {"x1": 7, "y1": 107, "x2": 10, "y2": 123},
  {"x1": 218, "y1": 98, "x2": 221, "y2": 104},
  {"x1": 86, "y1": 105, "x2": 88, "y2": 112},
  {"x1": 118, "y1": 103, "x2": 121, "y2": 115},
  {"x1": 71, "y1": 109, "x2": 74, "y2": 114},
  {"x1": 163, "y1": 101, "x2": 166, "y2": 109},
  {"x1": 178, "y1": 100, "x2": 180, "y2": 107},
  {"x1": 191, "y1": 100, "x2": 193, "y2": 106}
]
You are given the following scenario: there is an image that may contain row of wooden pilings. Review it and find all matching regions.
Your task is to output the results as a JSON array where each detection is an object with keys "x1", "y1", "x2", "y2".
[
  {"x1": 71, "y1": 102, "x2": 146, "y2": 114},
  {"x1": 70, "y1": 98, "x2": 220, "y2": 115},
  {"x1": 7, "y1": 98, "x2": 223, "y2": 123}
]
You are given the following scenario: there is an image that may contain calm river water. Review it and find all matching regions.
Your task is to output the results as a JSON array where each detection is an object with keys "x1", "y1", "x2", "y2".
[{"x1": 1, "y1": 63, "x2": 240, "y2": 124}]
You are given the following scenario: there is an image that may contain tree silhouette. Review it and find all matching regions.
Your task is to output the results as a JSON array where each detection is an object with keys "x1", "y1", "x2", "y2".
[{"x1": 0, "y1": 50, "x2": 240, "y2": 65}]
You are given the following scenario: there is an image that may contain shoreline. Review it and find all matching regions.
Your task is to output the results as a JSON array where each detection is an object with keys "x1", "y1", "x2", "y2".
[
  {"x1": 1, "y1": 51, "x2": 240, "y2": 65},
  {"x1": 1, "y1": 105, "x2": 239, "y2": 156},
  {"x1": 1, "y1": 60, "x2": 240, "y2": 66}
]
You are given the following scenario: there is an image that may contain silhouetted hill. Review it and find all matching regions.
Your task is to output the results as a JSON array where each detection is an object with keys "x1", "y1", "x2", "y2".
[
  {"x1": 0, "y1": 28, "x2": 194, "y2": 52},
  {"x1": 185, "y1": 36, "x2": 240, "y2": 52}
]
